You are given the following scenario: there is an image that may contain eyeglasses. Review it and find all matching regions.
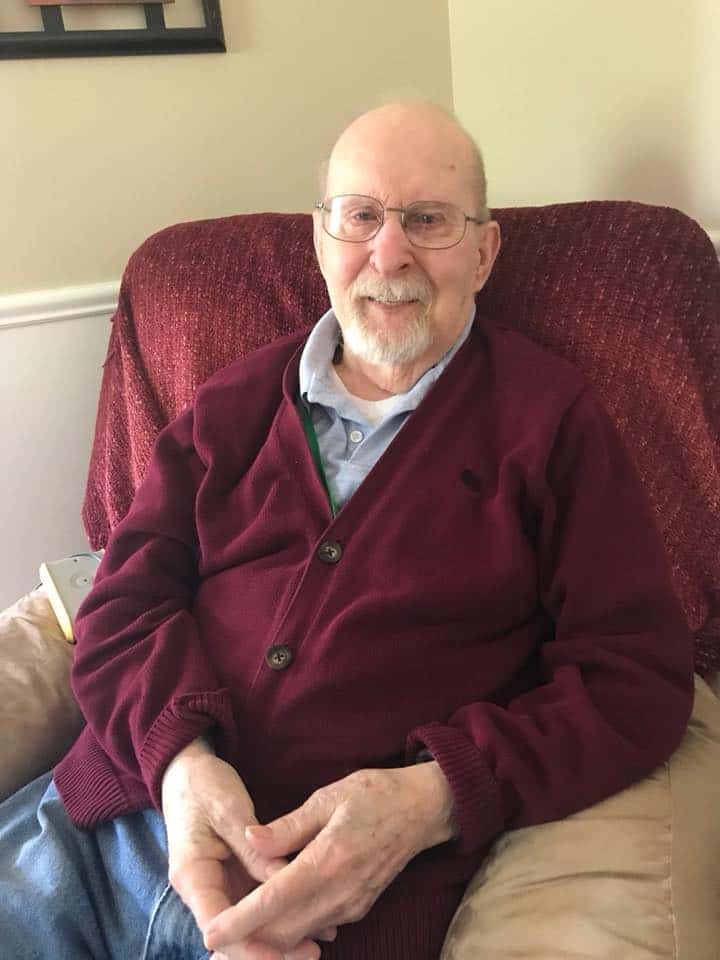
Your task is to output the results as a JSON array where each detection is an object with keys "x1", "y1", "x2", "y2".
[{"x1": 313, "y1": 194, "x2": 485, "y2": 249}]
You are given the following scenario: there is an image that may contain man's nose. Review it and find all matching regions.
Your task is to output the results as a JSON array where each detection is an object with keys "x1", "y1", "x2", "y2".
[{"x1": 368, "y1": 211, "x2": 414, "y2": 275}]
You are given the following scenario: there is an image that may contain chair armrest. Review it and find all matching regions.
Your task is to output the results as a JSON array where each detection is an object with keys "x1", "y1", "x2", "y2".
[{"x1": 441, "y1": 674, "x2": 720, "y2": 959}]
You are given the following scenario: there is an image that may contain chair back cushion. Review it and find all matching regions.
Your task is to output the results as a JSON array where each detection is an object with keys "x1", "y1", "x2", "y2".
[{"x1": 82, "y1": 202, "x2": 720, "y2": 674}]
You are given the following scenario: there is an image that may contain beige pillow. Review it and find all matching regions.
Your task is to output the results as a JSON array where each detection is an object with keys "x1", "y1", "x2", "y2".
[
  {"x1": 441, "y1": 674, "x2": 720, "y2": 959},
  {"x1": 0, "y1": 587, "x2": 83, "y2": 802}
]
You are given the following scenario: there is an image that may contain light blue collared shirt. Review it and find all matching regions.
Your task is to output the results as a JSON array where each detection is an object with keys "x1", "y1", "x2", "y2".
[{"x1": 298, "y1": 308, "x2": 474, "y2": 511}]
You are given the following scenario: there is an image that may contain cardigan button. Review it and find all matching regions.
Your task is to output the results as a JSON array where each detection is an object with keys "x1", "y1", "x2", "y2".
[
  {"x1": 266, "y1": 644, "x2": 293, "y2": 671},
  {"x1": 317, "y1": 540, "x2": 343, "y2": 564}
]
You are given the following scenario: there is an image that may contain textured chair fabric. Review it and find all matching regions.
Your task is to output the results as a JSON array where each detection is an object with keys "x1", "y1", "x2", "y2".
[{"x1": 81, "y1": 202, "x2": 720, "y2": 674}]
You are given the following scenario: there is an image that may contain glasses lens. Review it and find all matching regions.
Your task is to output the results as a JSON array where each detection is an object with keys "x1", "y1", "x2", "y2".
[
  {"x1": 403, "y1": 202, "x2": 465, "y2": 248},
  {"x1": 325, "y1": 196, "x2": 383, "y2": 242}
]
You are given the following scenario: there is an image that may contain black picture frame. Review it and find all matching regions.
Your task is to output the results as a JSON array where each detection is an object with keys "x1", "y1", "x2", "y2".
[{"x1": 0, "y1": 1, "x2": 225, "y2": 59}]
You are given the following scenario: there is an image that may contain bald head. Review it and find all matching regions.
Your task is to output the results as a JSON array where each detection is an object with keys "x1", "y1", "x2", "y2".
[{"x1": 321, "y1": 103, "x2": 490, "y2": 222}]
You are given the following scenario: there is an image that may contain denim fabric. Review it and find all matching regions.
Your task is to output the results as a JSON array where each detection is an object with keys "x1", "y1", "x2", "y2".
[{"x1": 0, "y1": 773, "x2": 208, "y2": 960}]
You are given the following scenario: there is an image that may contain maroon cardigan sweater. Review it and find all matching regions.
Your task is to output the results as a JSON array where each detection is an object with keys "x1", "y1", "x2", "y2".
[{"x1": 56, "y1": 320, "x2": 693, "y2": 959}]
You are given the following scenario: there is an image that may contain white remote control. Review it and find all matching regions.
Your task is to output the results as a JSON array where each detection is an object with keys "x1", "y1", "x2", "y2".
[{"x1": 39, "y1": 552, "x2": 102, "y2": 643}]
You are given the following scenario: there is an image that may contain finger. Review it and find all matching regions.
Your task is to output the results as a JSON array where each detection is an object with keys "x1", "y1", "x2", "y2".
[
  {"x1": 188, "y1": 887, "x2": 233, "y2": 932},
  {"x1": 171, "y1": 858, "x2": 234, "y2": 931},
  {"x1": 211, "y1": 942, "x2": 279, "y2": 960},
  {"x1": 208, "y1": 937, "x2": 320, "y2": 960},
  {"x1": 284, "y1": 943, "x2": 322, "y2": 960},
  {"x1": 250, "y1": 938, "x2": 320, "y2": 960},
  {"x1": 315, "y1": 926, "x2": 337, "y2": 942},
  {"x1": 204, "y1": 809, "x2": 288, "y2": 886},
  {"x1": 208, "y1": 938, "x2": 279, "y2": 960},
  {"x1": 259, "y1": 856, "x2": 289, "y2": 881},
  {"x1": 204, "y1": 852, "x2": 324, "y2": 950},
  {"x1": 245, "y1": 796, "x2": 327, "y2": 859},
  {"x1": 236, "y1": 831, "x2": 290, "y2": 885}
]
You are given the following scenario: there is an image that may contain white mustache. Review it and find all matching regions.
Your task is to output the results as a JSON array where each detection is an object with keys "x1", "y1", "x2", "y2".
[{"x1": 352, "y1": 275, "x2": 431, "y2": 305}]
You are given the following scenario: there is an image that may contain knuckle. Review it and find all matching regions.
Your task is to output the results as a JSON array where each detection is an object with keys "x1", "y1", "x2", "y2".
[
  {"x1": 238, "y1": 844, "x2": 266, "y2": 878},
  {"x1": 306, "y1": 785, "x2": 331, "y2": 812},
  {"x1": 344, "y1": 769, "x2": 370, "y2": 789},
  {"x1": 344, "y1": 768, "x2": 380, "y2": 791},
  {"x1": 285, "y1": 807, "x2": 307, "y2": 834},
  {"x1": 347, "y1": 768, "x2": 398, "y2": 803},
  {"x1": 341, "y1": 771, "x2": 367, "y2": 797}
]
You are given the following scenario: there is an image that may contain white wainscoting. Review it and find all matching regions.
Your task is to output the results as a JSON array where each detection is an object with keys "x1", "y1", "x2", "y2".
[
  {"x1": 0, "y1": 282, "x2": 119, "y2": 609},
  {"x1": 0, "y1": 281, "x2": 120, "y2": 333}
]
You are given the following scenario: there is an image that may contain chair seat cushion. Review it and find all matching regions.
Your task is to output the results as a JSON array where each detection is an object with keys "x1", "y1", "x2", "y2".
[
  {"x1": 0, "y1": 588, "x2": 84, "y2": 802},
  {"x1": 441, "y1": 674, "x2": 720, "y2": 959}
]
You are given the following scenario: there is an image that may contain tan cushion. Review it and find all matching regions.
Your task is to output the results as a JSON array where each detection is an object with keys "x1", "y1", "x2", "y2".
[
  {"x1": 0, "y1": 588, "x2": 83, "y2": 802},
  {"x1": 442, "y1": 674, "x2": 720, "y2": 959}
]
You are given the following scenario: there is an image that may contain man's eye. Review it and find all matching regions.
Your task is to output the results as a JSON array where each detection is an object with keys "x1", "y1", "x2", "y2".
[
  {"x1": 348, "y1": 208, "x2": 380, "y2": 223},
  {"x1": 408, "y1": 210, "x2": 445, "y2": 228}
]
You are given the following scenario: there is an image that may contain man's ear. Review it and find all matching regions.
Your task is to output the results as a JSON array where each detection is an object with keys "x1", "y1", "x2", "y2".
[{"x1": 474, "y1": 220, "x2": 501, "y2": 293}]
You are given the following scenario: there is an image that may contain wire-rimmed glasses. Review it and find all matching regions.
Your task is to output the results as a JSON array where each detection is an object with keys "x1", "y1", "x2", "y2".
[{"x1": 314, "y1": 194, "x2": 485, "y2": 250}]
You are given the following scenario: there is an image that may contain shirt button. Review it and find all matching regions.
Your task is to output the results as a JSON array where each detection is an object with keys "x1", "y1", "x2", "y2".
[
  {"x1": 266, "y1": 644, "x2": 293, "y2": 670},
  {"x1": 317, "y1": 540, "x2": 343, "y2": 564},
  {"x1": 349, "y1": 429, "x2": 364, "y2": 443}
]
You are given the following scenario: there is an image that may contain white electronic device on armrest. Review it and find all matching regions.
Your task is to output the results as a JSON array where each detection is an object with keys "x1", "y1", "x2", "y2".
[{"x1": 39, "y1": 552, "x2": 103, "y2": 643}]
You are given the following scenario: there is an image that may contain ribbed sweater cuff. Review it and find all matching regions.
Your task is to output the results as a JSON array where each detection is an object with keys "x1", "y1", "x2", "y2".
[
  {"x1": 54, "y1": 731, "x2": 135, "y2": 828},
  {"x1": 407, "y1": 722, "x2": 506, "y2": 855},
  {"x1": 140, "y1": 689, "x2": 235, "y2": 807}
]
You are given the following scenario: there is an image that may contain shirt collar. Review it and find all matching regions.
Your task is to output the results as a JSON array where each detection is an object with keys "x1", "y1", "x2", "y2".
[{"x1": 299, "y1": 306, "x2": 476, "y2": 424}]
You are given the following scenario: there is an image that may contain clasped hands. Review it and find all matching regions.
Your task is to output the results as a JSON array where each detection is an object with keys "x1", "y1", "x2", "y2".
[{"x1": 161, "y1": 739, "x2": 456, "y2": 960}]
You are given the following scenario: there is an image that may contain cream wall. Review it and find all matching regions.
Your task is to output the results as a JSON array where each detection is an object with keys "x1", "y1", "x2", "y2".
[
  {"x1": 0, "y1": 0, "x2": 452, "y2": 608},
  {"x1": 449, "y1": 0, "x2": 720, "y2": 234},
  {"x1": 2, "y1": 0, "x2": 453, "y2": 294}
]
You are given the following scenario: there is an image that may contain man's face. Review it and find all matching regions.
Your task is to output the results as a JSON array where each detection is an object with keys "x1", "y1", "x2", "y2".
[{"x1": 313, "y1": 108, "x2": 500, "y2": 369}]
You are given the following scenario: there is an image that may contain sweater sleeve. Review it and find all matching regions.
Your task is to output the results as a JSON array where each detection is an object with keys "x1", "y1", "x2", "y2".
[
  {"x1": 407, "y1": 387, "x2": 695, "y2": 855},
  {"x1": 71, "y1": 407, "x2": 234, "y2": 809}
]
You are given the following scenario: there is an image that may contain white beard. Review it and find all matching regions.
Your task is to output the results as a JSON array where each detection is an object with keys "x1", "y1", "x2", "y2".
[{"x1": 341, "y1": 275, "x2": 433, "y2": 365}]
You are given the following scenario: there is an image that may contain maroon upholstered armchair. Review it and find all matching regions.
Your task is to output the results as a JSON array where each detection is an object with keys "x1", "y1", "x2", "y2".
[
  {"x1": 2, "y1": 201, "x2": 719, "y2": 957},
  {"x1": 84, "y1": 201, "x2": 720, "y2": 677}
]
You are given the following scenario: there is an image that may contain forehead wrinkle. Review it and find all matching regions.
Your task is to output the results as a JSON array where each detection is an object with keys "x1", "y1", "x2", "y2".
[
  {"x1": 327, "y1": 167, "x2": 406, "y2": 207},
  {"x1": 328, "y1": 162, "x2": 469, "y2": 208},
  {"x1": 327, "y1": 144, "x2": 475, "y2": 212}
]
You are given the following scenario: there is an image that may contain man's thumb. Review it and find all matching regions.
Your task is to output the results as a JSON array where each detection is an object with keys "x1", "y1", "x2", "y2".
[{"x1": 245, "y1": 801, "x2": 325, "y2": 857}]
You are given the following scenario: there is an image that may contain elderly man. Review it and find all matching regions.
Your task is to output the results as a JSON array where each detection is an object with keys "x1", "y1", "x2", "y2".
[{"x1": 0, "y1": 103, "x2": 692, "y2": 960}]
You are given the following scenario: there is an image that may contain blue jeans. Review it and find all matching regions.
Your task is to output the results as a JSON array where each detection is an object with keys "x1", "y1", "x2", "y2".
[{"x1": 0, "y1": 773, "x2": 209, "y2": 960}]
